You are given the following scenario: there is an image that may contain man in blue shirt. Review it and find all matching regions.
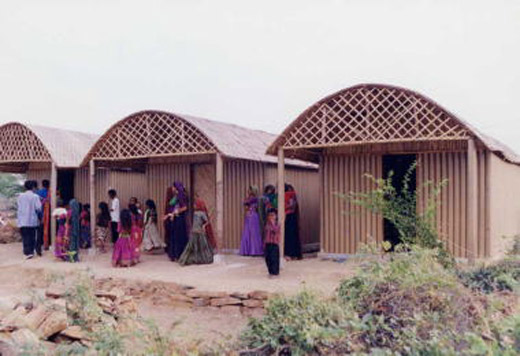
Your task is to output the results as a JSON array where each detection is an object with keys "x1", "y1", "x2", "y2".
[{"x1": 17, "y1": 180, "x2": 42, "y2": 259}]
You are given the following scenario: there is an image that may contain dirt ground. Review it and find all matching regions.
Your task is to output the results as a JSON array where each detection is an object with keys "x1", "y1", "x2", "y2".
[
  {"x1": 0, "y1": 243, "x2": 353, "y2": 294},
  {"x1": 0, "y1": 243, "x2": 356, "y2": 348}
]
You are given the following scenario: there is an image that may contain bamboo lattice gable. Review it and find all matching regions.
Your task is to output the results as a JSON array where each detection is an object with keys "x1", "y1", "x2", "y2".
[
  {"x1": 82, "y1": 110, "x2": 316, "y2": 169},
  {"x1": 0, "y1": 122, "x2": 98, "y2": 170},
  {"x1": 82, "y1": 111, "x2": 218, "y2": 165},
  {"x1": 0, "y1": 123, "x2": 52, "y2": 164},
  {"x1": 267, "y1": 84, "x2": 520, "y2": 165}
]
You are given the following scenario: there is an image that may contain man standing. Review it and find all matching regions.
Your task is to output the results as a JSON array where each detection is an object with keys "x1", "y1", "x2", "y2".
[
  {"x1": 108, "y1": 189, "x2": 120, "y2": 243},
  {"x1": 17, "y1": 180, "x2": 42, "y2": 259}
]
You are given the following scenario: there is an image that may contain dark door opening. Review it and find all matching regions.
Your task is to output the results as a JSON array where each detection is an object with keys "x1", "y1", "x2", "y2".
[
  {"x1": 382, "y1": 154, "x2": 417, "y2": 247},
  {"x1": 57, "y1": 170, "x2": 75, "y2": 204}
]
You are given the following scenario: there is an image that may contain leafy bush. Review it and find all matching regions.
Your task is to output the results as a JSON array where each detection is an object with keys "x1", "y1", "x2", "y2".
[
  {"x1": 240, "y1": 291, "x2": 352, "y2": 355},
  {"x1": 338, "y1": 247, "x2": 485, "y2": 353},
  {"x1": 458, "y1": 258, "x2": 520, "y2": 294},
  {"x1": 241, "y1": 248, "x2": 519, "y2": 355},
  {"x1": 338, "y1": 163, "x2": 454, "y2": 268},
  {"x1": 507, "y1": 235, "x2": 520, "y2": 256},
  {"x1": 0, "y1": 173, "x2": 23, "y2": 199}
]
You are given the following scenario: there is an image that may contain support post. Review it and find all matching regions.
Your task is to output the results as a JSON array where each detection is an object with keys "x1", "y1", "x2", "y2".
[
  {"x1": 277, "y1": 149, "x2": 285, "y2": 261},
  {"x1": 215, "y1": 153, "x2": 224, "y2": 251},
  {"x1": 50, "y1": 163, "x2": 57, "y2": 248},
  {"x1": 467, "y1": 138, "x2": 478, "y2": 264},
  {"x1": 89, "y1": 160, "x2": 96, "y2": 247}
]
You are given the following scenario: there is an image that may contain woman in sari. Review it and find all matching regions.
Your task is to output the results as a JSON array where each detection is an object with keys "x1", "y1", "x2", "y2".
[
  {"x1": 37, "y1": 180, "x2": 51, "y2": 250},
  {"x1": 68, "y1": 198, "x2": 81, "y2": 262},
  {"x1": 259, "y1": 184, "x2": 277, "y2": 230},
  {"x1": 52, "y1": 200, "x2": 68, "y2": 260},
  {"x1": 239, "y1": 185, "x2": 263, "y2": 256},
  {"x1": 284, "y1": 184, "x2": 302, "y2": 260},
  {"x1": 163, "y1": 187, "x2": 174, "y2": 252},
  {"x1": 179, "y1": 198, "x2": 214, "y2": 266},
  {"x1": 164, "y1": 181, "x2": 189, "y2": 261}
]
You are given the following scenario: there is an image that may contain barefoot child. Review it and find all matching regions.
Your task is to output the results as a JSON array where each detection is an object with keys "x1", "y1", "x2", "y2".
[
  {"x1": 129, "y1": 204, "x2": 143, "y2": 255},
  {"x1": 142, "y1": 199, "x2": 166, "y2": 253},
  {"x1": 264, "y1": 208, "x2": 280, "y2": 277},
  {"x1": 95, "y1": 202, "x2": 111, "y2": 253},
  {"x1": 112, "y1": 209, "x2": 139, "y2": 267},
  {"x1": 80, "y1": 204, "x2": 91, "y2": 249}
]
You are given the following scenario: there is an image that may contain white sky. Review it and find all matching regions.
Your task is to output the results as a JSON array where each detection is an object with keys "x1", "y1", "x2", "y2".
[{"x1": 1, "y1": 0, "x2": 519, "y2": 150}]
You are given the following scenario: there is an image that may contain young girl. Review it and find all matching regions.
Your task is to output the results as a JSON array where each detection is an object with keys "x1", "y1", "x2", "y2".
[
  {"x1": 95, "y1": 202, "x2": 111, "y2": 253},
  {"x1": 129, "y1": 204, "x2": 143, "y2": 254},
  {"x1": 142, "y1": 199, "x2": 166, "y2": 253},
  {"x1": 179, "y1": 198, "x2": 214, "y2": 266},
  {"x1": 112, "y1": 209, "x2": 139, "y2": 267},
  {"x1": 80, "y1": 204, "x2": 91, "y2": 249},
  {"x1": 239, "y1": 185, "x2": 264, "y2": 256},
  {"x1": 52, "y1": 200, "x2": 68, "y2": 260},
  {"x1": 264, "y1": 208, "x2": 281, "y2": 277}
]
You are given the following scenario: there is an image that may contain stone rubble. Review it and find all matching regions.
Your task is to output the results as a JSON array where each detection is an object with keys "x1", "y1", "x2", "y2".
[{"x1": 0, "y1": 277, "x2": 272, "y2": 353}]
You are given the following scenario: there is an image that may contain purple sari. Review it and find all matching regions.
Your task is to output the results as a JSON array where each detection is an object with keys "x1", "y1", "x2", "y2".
[{"x1": 239, "y1": 196, "x2": 264, "y2": 256}]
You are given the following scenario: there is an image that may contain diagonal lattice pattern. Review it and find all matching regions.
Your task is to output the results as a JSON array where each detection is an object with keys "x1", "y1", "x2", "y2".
[
  {"x1": 0, "y1": 123, "x2": 52, "y2": 163},
  {"x1": 277, "y1": 85, "x2": 469, "y2": 150},
  {"x1": 87, "y1": 111, "x2": 218, "y2": 161}
]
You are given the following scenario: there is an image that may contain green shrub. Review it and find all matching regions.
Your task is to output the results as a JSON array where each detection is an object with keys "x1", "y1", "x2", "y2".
[
  {"x1": 240, "y1": 291, "x2": 352, "y2": 355},
  {"x1": 457, "y1": 258, "x2": 520, "y2": 294},
  {"x1": 507, "y1": 235, "x2": 520, "y2": 256},
  {"x1": 240, "y1": 250, "x2": 519, "y2": 355},
  {"x1": 338, "y1": 163, "x2": 454, "y2": 268},
  {"x1": 337, "y1": 247, "x2": 481, "y2": 353}
]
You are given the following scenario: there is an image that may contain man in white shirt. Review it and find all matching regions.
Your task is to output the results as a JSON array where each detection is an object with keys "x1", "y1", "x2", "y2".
[
  {"x1": 17, "y1": 180, "x2": 42, "y2": 259},
  {"x1": 108, "y1": 189, "x2": 120, "y2": 243}
]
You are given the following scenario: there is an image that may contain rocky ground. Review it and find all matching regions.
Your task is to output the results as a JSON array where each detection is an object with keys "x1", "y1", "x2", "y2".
[{"x1": 0, "y1": 242, "x2": 357, "y2": 354}]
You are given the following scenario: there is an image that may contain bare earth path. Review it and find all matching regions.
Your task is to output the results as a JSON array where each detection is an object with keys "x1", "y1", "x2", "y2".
[
  {"x1": 0, "y1": 243, "x2": 356, "y2": 348},
  {"x1": 0, "y1": 243, "x2": 353, "y2": 295}
]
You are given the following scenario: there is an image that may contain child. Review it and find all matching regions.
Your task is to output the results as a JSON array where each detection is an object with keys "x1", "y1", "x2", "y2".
[
  {"x1": 112, "y1": 209, "x2": 139, "y2": 267},
  {"x1": 129, "y1": 204, "x2": 143, "y2": 254},
  {"x1": 95, "y1": 202, "x2": 111, "y2": 253},
  {"x1": 178, "y1": 198, "x2": 214, "y2": 266},
  {"x1": 80, "y1": 204, "x2": 91, "y2": 249},
  {"x1": 142, "y1": 199, "x2": 166, "y2": 253},
  {"x1": 52, "y1": 200, "x2": 68, "y2": 260},
  {"x1": 264, "y1": 208, "x2": 280, "y2": 277}
]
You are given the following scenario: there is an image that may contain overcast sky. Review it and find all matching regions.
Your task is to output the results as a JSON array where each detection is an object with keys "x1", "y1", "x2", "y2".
[{"x1": 1, "y1": 1, "x2": 519, "y2": 151}]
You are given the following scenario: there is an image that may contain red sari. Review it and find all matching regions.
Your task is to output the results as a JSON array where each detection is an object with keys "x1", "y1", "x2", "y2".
[
  {"x1": 195, "y1": 199, "x2": 217, "y2": 249},
  {"x1": 42, "y1": 192, "x2": 51, "y2": 249}
]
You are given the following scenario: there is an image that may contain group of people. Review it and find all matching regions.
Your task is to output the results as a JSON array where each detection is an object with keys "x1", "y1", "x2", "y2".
[
  {"x1": 240, "y1": 183, "x2": 302, "y2": 277},
  {"x1": 17, "y1": 178, "x2": 302, "y2": 277}
]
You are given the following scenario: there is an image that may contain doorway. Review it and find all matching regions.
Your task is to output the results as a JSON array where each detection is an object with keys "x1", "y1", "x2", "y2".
[
  {"x1": 57, "y1": 170, "x2": 75, "y2": 204},
  {"x1": 382, "y1": 154, "x2": 416, "y2": 247}
]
